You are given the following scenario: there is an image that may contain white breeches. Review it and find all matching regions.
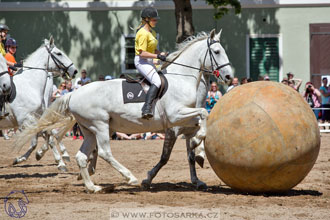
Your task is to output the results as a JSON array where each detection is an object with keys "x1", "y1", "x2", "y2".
[{"x1": 134, "y1": 56, "x2": 161, "y2": 88}]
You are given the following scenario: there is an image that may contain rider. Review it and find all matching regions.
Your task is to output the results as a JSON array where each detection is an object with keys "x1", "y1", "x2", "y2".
[
  {"x1": 134, "y1": 7, "x2": 167, "y2": 119},
  {"x1": 0, "y1": 24, "x2": 20, "y2": 68},
  {"x1": 5, "y1": 38, "x2": 18, "y2": 75}
]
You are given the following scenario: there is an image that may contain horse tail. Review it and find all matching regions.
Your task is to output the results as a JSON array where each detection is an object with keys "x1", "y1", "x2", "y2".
[{"x1": 15, "y1": 93, "x2": 75, "y2": 152}]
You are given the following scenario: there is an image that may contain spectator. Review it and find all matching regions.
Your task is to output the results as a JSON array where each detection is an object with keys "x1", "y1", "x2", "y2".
[
  {"x1": 98, "y1": 75, "x2": 105, "y2": 81},
  {"x1": 227, "y1": 77, "x2": 239, "y2": 92},
  {"x1": 281, "y1": 79, "x2": 289, "y2": 86},
  {"x1": 319, "y1": 77, "x2": 330, "y2": 122},
  {"x1": 144, "y1": 132, "x2": 165, "y2": 140},
  {"x1": 247, "y1": 78, "x2": 252, "y2": 83},
  {"x1": 115, "y1": 132, "x2": 144, "y2": 140},
  {"x1": 74, "y1": 69, "x2": 91, "y2": 88},
  {"x1": 287, "y1": 72, "x2": 302, "y2": 92},
  {"x1": 105, "y1": 75, "x2": 113, "y2": 80},
  {"x1": 264, "y1": 75, "x2": 270, "y2": 81},
  {"x1": 240, "y1": 77, "x2": 248, "y2": 85},
  {"x1": 52, "y1": 82, "x2": 66, "y2": 100},
  {"x1": 303, "y1": 82, "x2": 321, "y2": 119},
  {"x1": 206, "y1": 82, "x2": 222, "y2": 113},
  {"x1": 61, "y1": 81, "x2": 73, "y2": 95}
]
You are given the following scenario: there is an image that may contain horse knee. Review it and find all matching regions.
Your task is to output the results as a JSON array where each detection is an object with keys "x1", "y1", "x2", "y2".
[{"x1": 75, "y1": 151, "x2": 88, "y2": 168}]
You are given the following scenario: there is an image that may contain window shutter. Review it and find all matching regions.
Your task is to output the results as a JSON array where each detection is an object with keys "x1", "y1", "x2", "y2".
[{"x1": 249, "y1": 37, "x2": 279, "y2": 81}]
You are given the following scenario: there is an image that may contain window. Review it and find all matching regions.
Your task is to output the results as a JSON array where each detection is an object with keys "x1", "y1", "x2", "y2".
[
  {"x1": 246, "y1": 34, "x2": 282, "y2": 81},
  {"x1": 121, "y1": 35, "x2": 137, "y2": 74}
]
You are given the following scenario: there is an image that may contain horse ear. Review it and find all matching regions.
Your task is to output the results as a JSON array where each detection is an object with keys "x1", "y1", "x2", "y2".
[
  {"x1": 49, "y1": 36, "x2": 54, "y2": 46},
  {"x1": 215, "y1": 29, "x2": 222, "y2": 41},
  {"x1": 210, "y1": 29, "x2": 216, "y2": 39}
]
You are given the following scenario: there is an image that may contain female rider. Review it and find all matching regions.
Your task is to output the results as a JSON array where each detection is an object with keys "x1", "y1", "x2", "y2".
[{"x1": 134, "y1": 7, "x2": 167, "y2": 119}]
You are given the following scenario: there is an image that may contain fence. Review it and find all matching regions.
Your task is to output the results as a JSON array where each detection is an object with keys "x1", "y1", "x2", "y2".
[{"x1": 312, "y1": 108, "x2": 330, "y2": 133}]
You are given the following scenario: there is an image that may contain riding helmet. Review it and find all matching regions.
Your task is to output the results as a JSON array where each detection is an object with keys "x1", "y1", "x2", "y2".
[
  {"x1": 0, "y1": 24, "x2": 10, "y2": 31},
  {"x1": 5, "y1": 38, "x2": 17, "y2": 47},
  {"x1": 141, "y1": 7, "x2": 160, "y2": 19}
]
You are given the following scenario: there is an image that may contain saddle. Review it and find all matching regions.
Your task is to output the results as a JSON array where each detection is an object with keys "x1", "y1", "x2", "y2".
[{"x1": 122, "y1": 71, "x2": 168, "y2": 104}]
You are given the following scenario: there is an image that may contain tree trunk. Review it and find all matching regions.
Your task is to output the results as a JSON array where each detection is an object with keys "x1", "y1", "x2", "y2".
[{"x1": 173, "y1": 0, "x2": 195, "y2": 43}]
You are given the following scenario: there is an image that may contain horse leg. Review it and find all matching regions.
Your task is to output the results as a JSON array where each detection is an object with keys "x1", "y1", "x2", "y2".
[
  {"x1": 36, "y1": 133, "x2": 49, "y2": 161},
  {"x1": 141, "y1": 128, "x2": 177, "y2": 189},
  {"x1": 47, "y1": 134, "x2": 68, "y2": 172},
  {"x1": 75, "y1": 126, "x2": 102, "y2": 192},
  {"x1": 194, "y1": 141, "x2": 205, "y2": 168},
  {"x1": 185, "y1": 137, "x2": 207, "y2": 190},
  {"x1": 13, "y1": 135, "x2": 38, "y2": 165},
  {"x1": 51, "y1": 129, "x2": 70, "y2": 162},
  {"x1": 59, "y1": 141, "x2": 70, "y2": 162},
  {"x1": 77, "y1": 147, "x2": 98, "y2": 181},
  {"x1": 94, "y1": 121, "x2": 138, "y2": 186}
]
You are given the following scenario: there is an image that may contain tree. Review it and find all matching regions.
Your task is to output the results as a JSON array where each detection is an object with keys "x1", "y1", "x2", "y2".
[{"x1": 173, "y1": 0, "x2": 241, "y2": 43}]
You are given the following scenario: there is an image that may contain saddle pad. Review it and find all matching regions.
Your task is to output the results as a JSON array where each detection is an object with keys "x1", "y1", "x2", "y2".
[
  {"x1": 122, "y1": 81, "x2": 146, "y2": 104},
  {"x1": 5, "y1": 78, "x2": 16, "y2": 103}
]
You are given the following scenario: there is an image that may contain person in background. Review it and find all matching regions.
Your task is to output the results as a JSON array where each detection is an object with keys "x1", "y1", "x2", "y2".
[
  {"x1": 61, "y1": 81, "x2": 73, "y2": 96},
  {"x1": 105, "y1": 75, "x2": 113, "y2": 80},
  {"x1": 287, "y1": 72, "x2": 302, "y2": 92},
  {"x1": 264, "y1": 75, "x2": 270, "y2": 81},
  {"x1": 98, "y1": 75, "x2": 105, "y2": 81},
  {"x1": 227, "y1": 77, "x2": 239, "y2": 92},
  {"x1": 303, "y1": 82, "x2": 321, "y2": 119},
  {"x1": 206, "y1": 82, "x2": 222, "y2": 114},
  {"x1": 240, "y1": 77, "x2": 248, "y2": 85},
  {"x1": 319, "y1": 77, "x2": 330, "y2": 123}
]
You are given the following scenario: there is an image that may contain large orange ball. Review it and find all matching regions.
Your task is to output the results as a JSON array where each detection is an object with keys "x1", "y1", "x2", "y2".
[{"x1": 205, "y1": 81, "x2": 320, "y2": 193}]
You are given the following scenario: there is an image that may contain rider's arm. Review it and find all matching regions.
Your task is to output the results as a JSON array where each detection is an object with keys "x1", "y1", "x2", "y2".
[{"x1": 138, "y1": 50, "x2": 158, "y2": 59}]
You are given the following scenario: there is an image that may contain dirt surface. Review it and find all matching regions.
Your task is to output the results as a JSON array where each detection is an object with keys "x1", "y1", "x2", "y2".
[{"x1": 0, "y1": 134, "x2": 329, "y2": 220}]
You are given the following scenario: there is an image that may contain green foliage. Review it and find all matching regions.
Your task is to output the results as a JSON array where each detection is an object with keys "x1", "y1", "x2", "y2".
[{"x1": 205, "y1": 0, "x2": 241, "y2": 19}]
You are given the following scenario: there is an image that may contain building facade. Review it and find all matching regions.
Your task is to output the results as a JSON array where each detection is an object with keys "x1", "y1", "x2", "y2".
[{"x1": 0, "y1": 0, "x2": 330, "y2": 89}]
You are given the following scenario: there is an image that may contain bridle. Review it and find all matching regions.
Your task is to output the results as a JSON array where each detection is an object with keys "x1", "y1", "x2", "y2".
[
  {"x1": 163, "y1": 37, "x2": 231, "y2": 82},
  {"x1": 19, "y1": 45, "x2": 73, "y2": 79},
  {"x1": 0, "y1": 70, "x2": 9, "y2": 77},
  {"x1": 202, "y1": 37, "x2": 231, "y2": 82}
]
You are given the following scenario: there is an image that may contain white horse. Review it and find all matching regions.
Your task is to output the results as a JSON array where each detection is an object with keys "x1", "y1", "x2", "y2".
[
  {"x1": 1, "y1": 38, "x2": 77, "y2": 170},
  {"x1": 0, "y1": 55, "x2": 12, "y2": 96},
  {"x1": 16, "y1": 30, "x2": 233, "y2": 192}
]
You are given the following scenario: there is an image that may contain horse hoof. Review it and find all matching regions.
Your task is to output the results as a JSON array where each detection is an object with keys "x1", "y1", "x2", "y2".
[
  {"x1": 196, "y1": 182, "x2": 207, "y2": 191},
  {"x1": 62, "y1": 155, "x2": 70, "y2": 162},
  {"x1": 195, "y1": 155, "x2": 204, "y2": 168},
  {"x1": 141, "y1": 179, "x2": 151, "y2": 189},
  {"x1": 77, "y1": 173, "x2": 82, "y2": 180},
  {"x1": 13, "y1": 157, "x2": 21, "y2": 165},
  {"x1": 128, "y1": 178, "x2": 139, "y2": 186},
  {"x1": 36, "y1": 153, "x2": 42, "y2": 161},
  {"x1": 58, "y1": 165, "x2": 68, "y2": 172}
]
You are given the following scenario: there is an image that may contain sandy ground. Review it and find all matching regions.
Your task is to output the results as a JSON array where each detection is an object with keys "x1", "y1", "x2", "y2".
[{"x1": 0, "y1": 134, "x2": 329, "y2": 220}]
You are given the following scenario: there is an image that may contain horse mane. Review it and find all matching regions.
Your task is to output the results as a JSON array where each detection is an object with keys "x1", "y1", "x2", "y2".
[{"x1": 162, "y1": 32, "x2": 209, "y2": 69}]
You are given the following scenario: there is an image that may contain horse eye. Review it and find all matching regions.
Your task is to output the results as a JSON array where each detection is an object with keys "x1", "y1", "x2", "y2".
[
  {"x1": 214, "y1": 50, "x2": 220, "y2": 55},
  {"x1": 56, "y1": 52, "x2": 62, "y2": 56}
]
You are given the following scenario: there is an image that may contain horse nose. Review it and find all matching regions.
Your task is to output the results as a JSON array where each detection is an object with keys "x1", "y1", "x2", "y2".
[
  {"x1": 225, "y1": 75, "x2": 231, "y2": 80},
  {"x1": 73, "y1": 70, "x2": 78, "y2": 78}
]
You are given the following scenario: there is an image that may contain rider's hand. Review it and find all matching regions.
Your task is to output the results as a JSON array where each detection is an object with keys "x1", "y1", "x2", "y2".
[
  {"x1": 157, "y1": 54, "x2": 167, "y2": 62},
  {"x1": 14, "y1": 63, "x2": 23, "y2": 68}
]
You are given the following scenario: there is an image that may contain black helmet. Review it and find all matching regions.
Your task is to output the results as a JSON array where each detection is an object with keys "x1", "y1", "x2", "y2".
[
  {"x1": 0, "y1": 24, "x2": 9, "y2": 31},
  {"x1": 141, "y1": 7, "x2": 160, "y2": 19},
  {"x1": 5, "y1": 38, "x2": 17, "y2": 47}
]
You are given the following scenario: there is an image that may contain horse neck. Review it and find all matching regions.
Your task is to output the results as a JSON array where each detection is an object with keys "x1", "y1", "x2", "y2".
[
  {"x1": 167, "y1": 40, "x2": 208, "y2": 88},
  {"x1": 20, "y1": 47, "x2": 50, "y2": 94}
]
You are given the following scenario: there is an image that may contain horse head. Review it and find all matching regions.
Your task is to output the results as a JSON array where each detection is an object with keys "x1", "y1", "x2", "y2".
[
  {"x1": 0, "y1": 55, "x2": 11, "y2": 96},
  {"x1": 206, "y1": 29, "x2": 233, "y2": 84},
  {"x1": 44, "y1": 37, "x2": 78, "y2": 80}
]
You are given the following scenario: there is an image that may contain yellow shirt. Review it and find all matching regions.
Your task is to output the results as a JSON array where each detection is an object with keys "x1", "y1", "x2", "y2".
[
  {"x1": 135, "y1": 27, "x2": 158, "y2": 55},
  {"x1": 0, "y1": 42, "x2": 6, "y2": 57}
]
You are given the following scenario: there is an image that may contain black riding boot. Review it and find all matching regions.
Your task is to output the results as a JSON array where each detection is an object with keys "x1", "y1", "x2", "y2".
[
  {"x1": 142, "y1": 84, "x2": 159, "y2": 119},
  {"x1": 0, "y1": 95, "x2": 8, "y2": 119}
]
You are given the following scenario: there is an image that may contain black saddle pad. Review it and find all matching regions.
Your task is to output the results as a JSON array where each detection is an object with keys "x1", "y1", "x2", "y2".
[
  {"x1": 7, "y1": 77, "x2": 16, "y2": 103},
  {"x1": 122, "y1": 72, "x2": 168, "y2": 104},
  {"x1": 122, "y1": 81, "x2": 146, "y2": 104}
]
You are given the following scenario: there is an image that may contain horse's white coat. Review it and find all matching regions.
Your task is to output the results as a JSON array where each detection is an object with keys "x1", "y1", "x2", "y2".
[{"x1": 16, "y1": 30, "x2": 233, "y2": 192}]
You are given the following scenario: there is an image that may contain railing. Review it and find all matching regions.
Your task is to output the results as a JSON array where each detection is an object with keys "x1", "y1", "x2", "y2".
[{"x1": 312, "y1": 108, "x2": 330, "y2": 133}]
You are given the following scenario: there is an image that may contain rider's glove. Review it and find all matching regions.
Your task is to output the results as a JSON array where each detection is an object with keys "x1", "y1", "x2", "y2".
[
  {"x1": 14, "y1": 63, "x2": 23, "y2": 68},
  {"x1": 157, "y1": 54, "x2": 167, "y2": 62},
  {"x1": 9, "y1": 66, "x2": 17, "y2": 71}
]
